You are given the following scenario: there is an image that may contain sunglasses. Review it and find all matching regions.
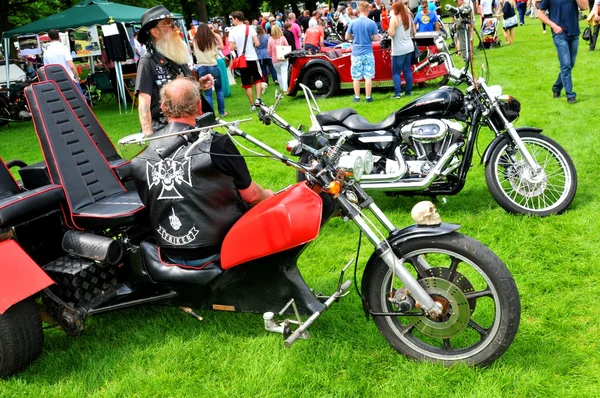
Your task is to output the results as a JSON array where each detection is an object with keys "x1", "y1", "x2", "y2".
[{"x1": 157, "y1": 20, "x2": 177, "y2": 29}]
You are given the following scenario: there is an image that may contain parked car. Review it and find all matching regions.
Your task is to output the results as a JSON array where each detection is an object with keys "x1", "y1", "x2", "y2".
[{"x1": 286, "y1": 32, "x2": 450, "y2": 98}]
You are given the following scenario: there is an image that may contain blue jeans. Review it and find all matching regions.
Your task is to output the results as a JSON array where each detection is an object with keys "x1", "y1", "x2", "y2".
[
  {"x1": 259, "y1": 58, "x2": 278, "y2": 84},
  {"x1": 196, "y1": 65, "x2": 225, "y2": 115},
  {"x1": 392, "y1": 53, "x2": 412, "y2": 96},
  {"x1": 516, "y1": 2, "x2": 527, "y2": 25},
  {"x1": 551, "y1": 33, "x2": 578, "y2": 99}
]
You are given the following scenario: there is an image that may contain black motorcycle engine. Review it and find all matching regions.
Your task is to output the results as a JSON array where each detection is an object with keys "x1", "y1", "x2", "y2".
[{"x1": 399, "y1": 119, "x2": 464, "y2": 177}]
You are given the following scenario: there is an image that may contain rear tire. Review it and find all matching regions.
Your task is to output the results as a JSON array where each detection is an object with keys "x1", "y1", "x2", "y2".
[
  {"x1": 0, "y1": 298, "x2": 44, "y2": 378},
  {"x1": 301, "y1": 66, "x2": 337, "y2": 98}
]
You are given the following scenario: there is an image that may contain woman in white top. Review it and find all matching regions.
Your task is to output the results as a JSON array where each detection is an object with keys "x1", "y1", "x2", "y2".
[
  {"x1": 193, "y1": 24, "x2": 227, "y2": 117},
  {"x1": 267, "y1": 25, "x2": 290, "y2": 93},
  {"x1": 388, "y1": 1, "x2": 415, "y2": 97}
]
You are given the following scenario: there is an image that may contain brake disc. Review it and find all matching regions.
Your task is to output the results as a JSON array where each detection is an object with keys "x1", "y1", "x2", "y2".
[
  {"x1": 409, "y1": 275, "x2": 472, "y2": 339},
  {"x1": 505, "y1": 159, "x2": 547, "y2": 197}
]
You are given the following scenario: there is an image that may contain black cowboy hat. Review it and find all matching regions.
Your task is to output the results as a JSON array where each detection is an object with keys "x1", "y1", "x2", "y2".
[{"x1": 138, "y1": 5, "x2": 175, "y2": 43}]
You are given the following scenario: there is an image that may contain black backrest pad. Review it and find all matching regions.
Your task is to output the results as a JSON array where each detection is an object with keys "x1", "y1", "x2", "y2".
[
  {"x1": 37, "y1": 65, "x2": 120, "y2": 161},
  {"x1": 0, "y1": 157, "x2": 20, "y2": 196},
  {"x1": 25, "y1": 81, "x2": 125, "y2": 213}
]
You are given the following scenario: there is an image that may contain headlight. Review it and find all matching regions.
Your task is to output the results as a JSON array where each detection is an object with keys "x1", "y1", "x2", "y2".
[
  {"x1": 350, "y1": 150, "x2": 374, "y2": 175},
  {"x1": 487, "y1": 85, "x2": 503, "y2": 99},
  {"x1": 338, "y1": 154, "x2": 364, "y2": 181}
]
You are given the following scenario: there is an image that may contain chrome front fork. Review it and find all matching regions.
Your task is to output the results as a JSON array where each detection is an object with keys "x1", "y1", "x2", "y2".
[{"x1": 347, "y1": 196, "x2": 441, "y2": 318}]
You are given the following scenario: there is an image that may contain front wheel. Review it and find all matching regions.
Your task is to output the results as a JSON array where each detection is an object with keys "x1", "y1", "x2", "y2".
[
  {"x1": 364, "y1": 233, "x2": 520, "y2": 366},
  {"x1": 485, "y1": 132, "x2": 577, "y2": 216}
]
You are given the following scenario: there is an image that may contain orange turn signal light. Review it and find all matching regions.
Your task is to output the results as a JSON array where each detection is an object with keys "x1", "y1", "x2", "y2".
[{"x1": 328, "y1": 181, "x2": 341, "y2": 194}]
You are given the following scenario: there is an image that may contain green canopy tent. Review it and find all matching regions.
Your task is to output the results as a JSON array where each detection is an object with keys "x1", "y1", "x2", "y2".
[{"x1": 2, "y1": 0, "x2": 184, "y2": 112}]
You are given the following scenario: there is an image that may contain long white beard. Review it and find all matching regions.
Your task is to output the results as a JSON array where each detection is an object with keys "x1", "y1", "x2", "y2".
[{"x1": 155, "y1": 32, "x2": 189, "y2": 65}]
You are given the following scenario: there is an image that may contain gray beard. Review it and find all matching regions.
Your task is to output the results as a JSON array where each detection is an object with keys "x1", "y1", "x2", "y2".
[{"x1": 155, "y1": 33, "x2": 189, "y2": 65}]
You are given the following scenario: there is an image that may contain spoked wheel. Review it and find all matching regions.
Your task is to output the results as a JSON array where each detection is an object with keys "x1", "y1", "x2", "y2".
[
  {"x1": 364, "y1": 233, "x2": 520, "y2": 366},
  {"x1": 485, "y1": 132, "x2": 577, "y2": 216},
  {"x1": 418, "y1": 72, "x2": 450, "y2": 88},
  {"x1": 301, "y1": 66, "x2": 337, "y2": 98}
]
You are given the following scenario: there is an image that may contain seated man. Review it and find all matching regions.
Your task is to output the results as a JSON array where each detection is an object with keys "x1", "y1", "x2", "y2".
[{"x1": 132, "y1": 77, "x2": 273, "y2": 266}]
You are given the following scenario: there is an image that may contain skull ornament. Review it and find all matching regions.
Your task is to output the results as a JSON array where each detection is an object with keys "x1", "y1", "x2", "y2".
[{"x1": 411, "y1": 201, "x2": 442, "y2": 225}]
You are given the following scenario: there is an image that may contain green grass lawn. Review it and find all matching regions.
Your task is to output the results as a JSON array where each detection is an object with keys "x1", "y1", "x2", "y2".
[{"x1": 1, "y1": 20, "x2": 599, "y2": 397}]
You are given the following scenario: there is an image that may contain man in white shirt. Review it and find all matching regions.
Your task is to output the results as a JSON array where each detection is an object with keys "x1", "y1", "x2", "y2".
[
  {"x1": 43, "y1": 29, "x2": 80, "y2": 88},
  {"x1": 228, "y1": 11, "x2": 263, "y2": 112}
]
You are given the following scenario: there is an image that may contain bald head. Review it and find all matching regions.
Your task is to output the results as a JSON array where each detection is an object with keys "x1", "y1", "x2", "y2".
[{"x1": 160, "y1": 77, "x2": 202, "y2": 119}]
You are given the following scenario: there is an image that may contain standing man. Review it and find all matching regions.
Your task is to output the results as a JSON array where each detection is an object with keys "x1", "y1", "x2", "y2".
[
  {"x1": 131, "y1": 78, "x2": 273, "y2": 266},
  {"x1": 135, "y1": 5, "x2": 214, "y2": 136},
  {"x1": 43, "y1": 29, "x2": 81, "y2": 90},
  {"x1": 288, "y1": 13, "x2": 303, "y2": 49},
  {"x1": 228, "y1": 11, "x2": 264, "y2": 112},
  {"x1": 369, "y1": 3, "x2": 383, "y2": 31},
  {"x1": 538, "y1": 0, "x2": 588, "y2": 103},
  {"x1": 415, "y1": 0, "x2": 440, "y2": 31},
  {"x1": 346, "y1": 1, "x2": 380, "y2": 103}
]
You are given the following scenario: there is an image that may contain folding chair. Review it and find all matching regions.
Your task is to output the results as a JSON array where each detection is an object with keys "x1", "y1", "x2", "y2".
[{"x1": 89, "y1": 71, "x2": 116, "y2": 104}]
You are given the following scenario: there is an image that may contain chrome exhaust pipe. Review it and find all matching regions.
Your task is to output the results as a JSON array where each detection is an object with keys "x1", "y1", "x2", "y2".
[
  {"x1": 360, "y1": 142, "x2": 462, "y2": 191},
  {"x1": 361, "y1": 147, "x2": 407, "y2": 181}
]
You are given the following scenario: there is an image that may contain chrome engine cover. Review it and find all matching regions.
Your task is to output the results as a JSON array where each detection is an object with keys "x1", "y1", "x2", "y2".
[{"x1": 400, "y1": 119, "x2": 464, "y2": 143}]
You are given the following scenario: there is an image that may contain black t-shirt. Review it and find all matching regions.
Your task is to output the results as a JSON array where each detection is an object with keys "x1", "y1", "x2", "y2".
[
  {"x1": 209, "y1": 133, "x2": 252, "y2": 190},
  {"x1": 283, "y1": 30, "x2": 297, "y2": 51},
  {"x1": 368, "y1": 9, "x2": 382, "y2": 23},
  {"x1": 135, "y1": 49, "x2": 213, "y2": 127},
  {"x1": 300, "y1": 16, "x2": 311, "y2": 32}
]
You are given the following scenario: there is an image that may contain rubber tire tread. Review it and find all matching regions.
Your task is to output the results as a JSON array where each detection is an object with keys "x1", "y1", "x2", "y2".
[
  {"x1": 302, "y1": 66, "x2": 337, "y2": 98},
  {"x1": 484, "y1": 132, "x2": 577, "y2": 216},
  {"x1": 364, "y1": 232, "x2": 520, "y2": 367},
  {"x1": 0, "y1": 298, "x2": 44, "y2": 378}
]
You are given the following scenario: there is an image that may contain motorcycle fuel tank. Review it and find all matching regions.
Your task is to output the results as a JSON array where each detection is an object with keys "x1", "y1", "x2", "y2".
[
  {"x1": 220, "y1": 183, "x2": 323, "y2": 269},
  {"x1": 396, "y1": 86, "x2": 464, "y2": 120}
]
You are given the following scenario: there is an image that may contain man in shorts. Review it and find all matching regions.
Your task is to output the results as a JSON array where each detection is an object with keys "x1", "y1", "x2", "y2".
[
  {"x1": 228, "y1": 11, "x2": 264, "y2": 111},
  {"x1": 346, "y1": 1, "x2": 380, "y2": 102}
]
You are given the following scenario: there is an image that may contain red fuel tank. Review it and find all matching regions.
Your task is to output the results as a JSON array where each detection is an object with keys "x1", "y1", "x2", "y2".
[{"x1": 221, "y1": 183, "x2": 323, "y2": 269}]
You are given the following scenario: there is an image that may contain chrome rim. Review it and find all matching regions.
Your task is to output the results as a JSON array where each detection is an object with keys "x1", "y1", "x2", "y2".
[{"x1": 493, "y1": 136, "x2": 572, "y2": 212}]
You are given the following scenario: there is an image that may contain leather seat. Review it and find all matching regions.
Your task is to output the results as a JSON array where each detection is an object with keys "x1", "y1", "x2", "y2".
[
  {"x1": 0, "y1": 156, "x2": 64, "y2": 227},
  {"x1": 316, "y1": 107, "x2": 400, "y2": 132},
  {"x1": 25, "y1": 81, "x2": 145, "y2": 231},
  {"x1": 316, "y1": 108, "x2": 357, "y2": 127},
  {"x1": 341, "y1": 112, "x2": 400, "y2": 132},
  {"x1": 37, "y1": 65, "x2": 131, "y2": 180}
]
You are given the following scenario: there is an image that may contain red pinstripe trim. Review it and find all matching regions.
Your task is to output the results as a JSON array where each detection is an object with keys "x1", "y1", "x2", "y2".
[
  {"x1": 42, "y1": 65, "x2": 122, "y2": 156},
  {"x1": 0, "y1": 156, "x2": 21, "y2": 190},
  {"x1": 0, "y1": 185, "x2": 61, "y2": 211},
  {"x1": 72, "y1": 207, "x2": 143, "y2": 218}
]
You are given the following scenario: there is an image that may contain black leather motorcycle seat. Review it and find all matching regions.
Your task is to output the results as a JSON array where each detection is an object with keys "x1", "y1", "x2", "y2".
[
  {"x1": 316, "y1": 108, "x2": 357, "y2": 126},
  {"x1": 26, "y1": 81, "x2": 145, "y2": 231},
  {"x1": 0, "y1": 184, "x2": 64, "y2": 227},
  {"x1": 141, "y1": 241, "x2": 223, "y2": 285},
  {"x1": 72, "y1": 190, "x2": 145, "y2": 230},
  {"x1": 342, "y1": 112, "x2": 399, "y2": 132}
]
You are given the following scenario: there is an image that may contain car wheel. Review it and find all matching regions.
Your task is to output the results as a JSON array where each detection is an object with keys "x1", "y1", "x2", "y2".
[{"x1": 302, "y1": 66, "x2": 337, "y2": 98}]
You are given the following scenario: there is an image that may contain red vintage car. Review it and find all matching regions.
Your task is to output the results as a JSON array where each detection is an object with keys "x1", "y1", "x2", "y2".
[{"x1": 287, "y1": 32, "x2": 450, "y2": 98}]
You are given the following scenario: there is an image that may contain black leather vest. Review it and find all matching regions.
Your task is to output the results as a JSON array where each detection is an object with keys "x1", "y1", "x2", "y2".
[{"x1": 132, "y1": 122, "x2": 245, "y2": 249}]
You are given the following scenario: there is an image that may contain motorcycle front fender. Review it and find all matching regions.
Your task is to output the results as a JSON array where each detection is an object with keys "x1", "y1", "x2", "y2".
[
  {"x1": 0, "y1": 240, "x2": 54, "y2": 314},
  {"x1": 480, "y1": 127, "x2": 543, "y2": 165},
  {"x1": 360, "y1": 222, "x2": 460, "y2": 317}
]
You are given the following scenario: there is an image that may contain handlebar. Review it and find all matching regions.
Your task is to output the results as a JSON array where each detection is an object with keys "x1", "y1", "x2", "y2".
[{"x1": 158, "y1": 134, "x2": 190, "y2": 160}]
